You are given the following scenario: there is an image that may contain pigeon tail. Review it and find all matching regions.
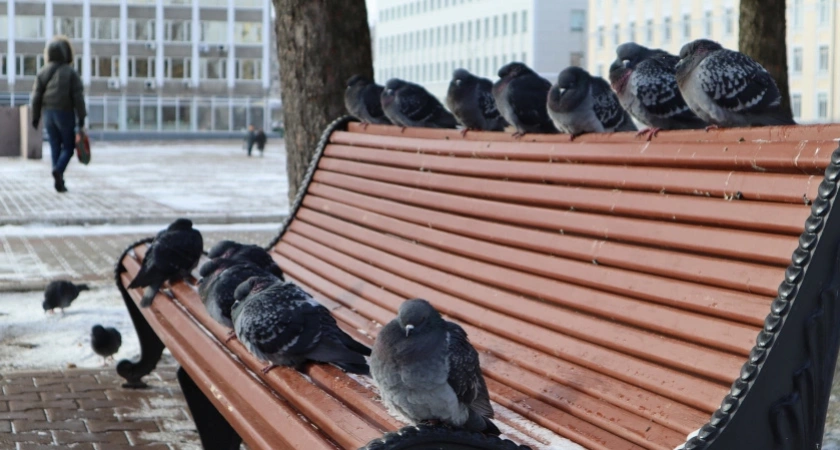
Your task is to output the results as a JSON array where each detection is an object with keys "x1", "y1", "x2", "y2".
[
  {"x1": 464, "y1": 409, "x2": 501, "y2": 436},
  {"x1": 332, "y1": 361, "x2": 370, "y2": 375},
  {"x1": 128, "y1": 268, "x2": 153, "y2": 289},
  {"x1": 76, "y1": 284, "x2": 90, "y2": 291},
  {"x1": 139, "y1": 279, "x2": 164, "y2": 308}
]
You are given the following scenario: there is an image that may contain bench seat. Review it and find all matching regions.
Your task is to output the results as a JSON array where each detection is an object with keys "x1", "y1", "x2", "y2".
[{"x1": 116, "y1": 117, "x2": 840, "y2": 450}]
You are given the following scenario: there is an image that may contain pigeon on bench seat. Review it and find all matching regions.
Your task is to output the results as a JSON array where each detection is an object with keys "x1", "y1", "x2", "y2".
[
  {"x1": 129, "y1": 218, "x2": 203, "y2": 308},
  {"x1": 492, "y1": 62, "x2": 557, "y2": 137},
  {"x1": 198, "y1": 258, "x2": 276, "y2": 330},
  {"x1": 370, "y1": 298, "x2": 500, "y2": 436},
  {"x1": 380, "y1": 78, "x2": 459, "y2": 130},
  {"x1": 231, "y1": 275, "x2": 371, "y2": 375},
  {"x1": 446, "y1": 68, "x2": 508, "y2": 134},
  {"x1": 345, "y1": 75, "x2": 392, "y2": 127},
  {"x1": 42, "y1": 280, "x2": 89, "y2": 315}
]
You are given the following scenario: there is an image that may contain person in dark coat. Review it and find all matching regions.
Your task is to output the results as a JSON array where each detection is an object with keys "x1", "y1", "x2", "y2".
[
  {"x1": 30, "y1": 36, "x2": 87, "y2": 193},
  {"x1": 254, "y1": 128, "x2": 267, "y2": 157},
  {"x1": 244, "y1": 125, "x2": 256, "y2": 157}
]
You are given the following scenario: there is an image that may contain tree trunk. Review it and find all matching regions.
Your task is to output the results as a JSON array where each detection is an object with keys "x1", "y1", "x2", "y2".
[
  {"x1": 273, "y1": 0, "x2": 373, "y2": 204},
  {"x1": 738, "y1": 0, "x2": 793, "y2": 120}
]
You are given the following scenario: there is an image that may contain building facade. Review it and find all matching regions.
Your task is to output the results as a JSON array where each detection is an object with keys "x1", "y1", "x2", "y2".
[
  {"x1": 587, "y1": 0, "x2": 839, "y2": 124},
  {"x1": 0, "y1": 0, "x2": 279, "y2": 133},
  {"x1": 372, "y1": 0, "x2": 588, "y2": 99}
]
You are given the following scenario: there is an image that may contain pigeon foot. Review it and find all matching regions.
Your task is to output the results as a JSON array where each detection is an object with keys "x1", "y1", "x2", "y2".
[
  {"x1": 512, "y1": 131, "x2": 525, "y2": 139},
  {"x1": 635, "y1": 127, "x2": 661, "y2": 141},
  {"x1": 260, "y1": 363, "x2": 277, "y2": 374},
  {"x1": 224, "y1": 330, "x2": 237, "y2": 343},
  {"x1": 361, "y1": 122, "x2": 370, "y2": 130},
  {"x1": 705, "y1": 124, "x2": 720, "y2": 132}
]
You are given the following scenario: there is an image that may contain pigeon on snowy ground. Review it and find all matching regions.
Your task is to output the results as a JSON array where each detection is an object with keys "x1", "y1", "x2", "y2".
[
  {"x1": 370, "y1": 298, "x2": 500, "y2": 435},
  {"x1": 547, "y1": 66, "x2": 637, "y2": 139},
  {"x1": 231, "y1": 275, "x2": 371, "y2": 375},
  {"x1": 609, "y1": 43, "x2": 707, "y2": 140},
  {"x1": 492, "y1": 62, "x2": 557, "y2": 137},
  {"x1": 42, "y1": 280, "x2": 89, "y2": 315},
  {"x1": 91, "y1": 325, "x2": 122, "y2": 365},
  {"x1": 198, "y1": 258, "x2": 275, "y2": 330},
  {"x1": 675, "y1": 39, "x2": 795, "y2": 128},
  {"x1": 380, "y1": 78, "x2": 459, "y2": 130},
  {"x1": 345, "y1": 75, "x2": 392, "y2": 127},
  {"x1": 445, "y1": 69, "x2": 508, "y2": 134},
  {"x1": 207, "y1": 240, "x2": 284, "y2": 280},
  {"x1": 128, "y1": 218, "x2": 203, "y2": 308}
]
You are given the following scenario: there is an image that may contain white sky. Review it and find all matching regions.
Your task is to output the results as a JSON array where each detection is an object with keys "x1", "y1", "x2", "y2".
[{"x1": 366, "y1": 0, "x2": 378, "y2": 24}]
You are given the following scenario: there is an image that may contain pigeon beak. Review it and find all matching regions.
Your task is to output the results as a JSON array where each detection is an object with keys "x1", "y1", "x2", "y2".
[
  {"x1": 559, "y1": 88, "x2": 567, "y2": 95},
  {"x1": 455, "y1": 79, "x2": 462, "y2": 86},
  {"x1": 405, "y1": 324, "x2": 414, "y2": 337},
  {"x1": 622, "y1": 59, "x2": 631, "y2": 69}
]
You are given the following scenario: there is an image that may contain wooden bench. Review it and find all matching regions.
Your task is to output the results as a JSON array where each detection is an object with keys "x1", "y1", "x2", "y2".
[{"x1": 115, "y1": 116, "x2": 840, "y2": 450}]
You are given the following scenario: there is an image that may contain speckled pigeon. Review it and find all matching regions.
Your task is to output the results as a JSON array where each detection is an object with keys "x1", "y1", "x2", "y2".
[
  {"x1": 547, "y1": 66, "x2": 636, "y2": 139},
  {"x1": 675, "y1": 39, "x2": 795, "y2": 128},
  {"x1": 231, "y1": 275, "x2": 371, "y2": 375},
  {"x1": 492, "y1": 62, "x2": 557, "y2": 137},
  {"x1": 370, "y1": 298, "x2": 500, "y2": 435},
  {"x1": 207, "y1": 240, "x2": 284, "y2": 280},
  {"x1": 42, "y1": 280, "x2": 89, "y2": 315},
  {"x1": 198, "y1": 258, "x2": 275, "y2": 330},
  {"x1": 380, "y1": 78, "x2": 458, "y2": 129},
  {"x1": 445, "y1": 68, "x2": 508, "y2": 134},
  {"x1": 609, "y1": 42, "x2": 707, "y2": 140},
  {"x1": 344, "y1": 75, "x2": 392, "y2": 127}
]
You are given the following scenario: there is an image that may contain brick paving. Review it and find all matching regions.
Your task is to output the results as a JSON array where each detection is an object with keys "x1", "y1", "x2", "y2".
[{"x1": 0, "y1": 363, "x2": 200, "y2": 449}]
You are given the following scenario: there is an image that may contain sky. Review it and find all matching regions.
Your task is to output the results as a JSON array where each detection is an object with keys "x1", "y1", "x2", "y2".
[{"x1": 366, "y1": 0, "x2": 378, "y2": 24}]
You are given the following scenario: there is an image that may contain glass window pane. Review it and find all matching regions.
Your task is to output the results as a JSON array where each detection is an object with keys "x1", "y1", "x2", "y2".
[
  {"x1": 232, "y1": 105, "x2": 247, "y2": 130},
  {"x1": 143, "y1": 105, "x2": 158, "y2": 130},
  {"x1": 162, "y1": 105, "x2": 177, "y2": 130},
  {"x1": 197, "y1": 104, "x2": 212, "y2": 130},
  {"x1": 214, "y1": 105, "x2": 229, "y2": 131},
  {"x1": 177, "y1": 103, "x2": 191, "y2": 130},
  {"x1": 126, "y1": 104, "x2": 142, "y2": 130}
]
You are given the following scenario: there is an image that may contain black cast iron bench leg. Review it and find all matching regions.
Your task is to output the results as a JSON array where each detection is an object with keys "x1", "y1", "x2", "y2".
[{"x1": 177, "y1": 367, "x2": 243, "y2": 450}]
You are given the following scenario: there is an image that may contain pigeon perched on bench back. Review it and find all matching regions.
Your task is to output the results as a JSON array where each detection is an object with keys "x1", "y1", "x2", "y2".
[
  {"x1": 207, "y1": 240, "x2": 284, "y2": 280},
  {"x1": 675, "y1": 39, "x2": 795, "y2": 128},
  {"x1": 128, "y1": 218, "x2": 203, "y2": 308},
  {"x1": 609, "y1": 43, "x2": 707, "y2": 139},
  {"x1": 231, "y1": 275, "x2": 371, "y2": 375},
  {"x1": 370, "y1": 298, "x2": 500, "y2": 436},
  {"x1": 42, "y1": 280, "x2": 89, "y2": 315},
  {"x1": 380, "y1": 78, "x2": 459, "y2": 129},
  {"x1": 91, "y1": 325, "x2": 122, "y2": 364},
  {"x1": 445, "y1": 68, "x2": 508, "y2": 133},
  {"x1": 344, "y1": 75, "x2": 392, "y2": 126},
  {"x1": 492, "y1": 62, "x2": 557, "y2": 137},
  {"x1": 198, "y1": 258, "x2": 276, "y2": 329},
  {"x1": 547, "y1": 66, "x2": 637, "y2": 139}
]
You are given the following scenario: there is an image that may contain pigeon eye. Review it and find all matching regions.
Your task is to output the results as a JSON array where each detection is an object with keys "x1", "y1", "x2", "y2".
[{"x1": 622, "y1": 59, "x2": 631, "y2": 69}]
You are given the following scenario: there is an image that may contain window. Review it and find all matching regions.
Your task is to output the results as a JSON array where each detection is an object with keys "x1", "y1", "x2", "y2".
[
  {"x1": 682, "y1": 14, "x2": 691, "y2": 40},
  {"x1": 55, "y1": 17, "x2": 84, "y2": 39},
  {"x1": 645, "y1": 19, "x2": 653, "y2": 44},
  {"x1": 663, "y1": 17, "x2": 672, "y2": 42},
  {"x1": 129, "y1": 19, "x2": 156, "y2": 41},
  {"x1": 92, "y1": 56, "x2": 119, "y2": 78},
  {"x1": 236, "y1": 59, "x2": 260, "y2": 80},
  {"x1": 502, "y1": 14, "x2": 507, "y2": 35},
  {"x1": 128, "y1": 57, "x2": 155, "y2": 78},
  {"x1": 200, "y1": 20, "x2": 226, "y2": 43},
  {"x1": 467, "y1": 21, "x2": 472, "y2": 40},
  {"x1": 484, "y1": 18, "x2": 489, "y2": 38},
  {"x1": 511, "y1": 12, "x2": 517, "y2": 34},
  {"x1": 0, "y1": 16, "x2": 7, "y2": 37},
  {"x1": 793, "y1": 0, "x2": 804, "y2": 30},
  {"x1": 704, "y1": 11, "x2": 712, "y2": 36},
  {"x1": 483, "y1": 57, "x2": 488, "y2": 75},
  {"x1": 443, "y1": 26, "x2": 448, "y2": 44},
  {"x1": 164, "y1": 57, "x2": 190, "y2": 78},
  {"x1": 597, "y1": 63, "x2": 604, "y2": 78},
  {"x1": 818, "y1": 46, "x2": 829, "y2": 72},
  {"x1": 93, "y1": 18, "x2": 119, "y2": 41},
  {"x1": 165, "y1": 20, "x2": 192, "y2": 42},
  {"x1": 570, "y1": 10, "x2": 585, "y2": 32},
  {"x1": 16, "y1": 54, "x2": 41, "y2": 76},
  {"x1": 493, "y1": 16, "x2": 498, "y2": 36},
  {"x1": 612, "y1": 24, "x2": 619, "y2": 46},
  {"x1": 200, "y1": 57, "x2": 226, "y2": 79},
  {"x1": 459, "y1": 22, "x2": 464, "y2": 41},
  {"x1": 597, "y1": 26, "x2": 604, "y2": 49},
  {"x1": 15, "y1": 16, "x2": 45, "y2": 40},
  {"x1": 628, "y1": 22, "x2": 635, "y2": 42},
  {"x1": 820, "y1": 0, "x2": 830, "y2": 26},
  {"x1": 521, "y1": 10, "x2": 527, "y2": 33},
  {"x1": 818, "y1": 93, "x2": 828, "y2": 119},
  {"x1": 724, "y1": 9, "x2": 734, "y2": 35},
  {"x1": 570, "y1": 52, "x2": 584, "y2": 67},
  {"x1": 792, "y1": 47, "x2": 803, "y2": 73},
  {"x1": 791, "y1": 94, "x2": 802, "y2": 119},
  {"x1": 1, "y1": 54, "x2": 6, "y2": 76}
]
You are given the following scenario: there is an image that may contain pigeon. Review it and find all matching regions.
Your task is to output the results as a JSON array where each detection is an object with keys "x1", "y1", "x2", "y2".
[
  {"x1": 42, "y1": 280, "x2": 89, "y2": 315},
  {"x1": 128, "y1": 218, "x2": 204, "y2": 308},
  {"x1": 207, "y1": 240, "x2": 284, "y2": 281},
  {"x1": 91, "y1": 325, "x2": 122, "y2": 365},
  {"x1": 547, "y1": 66, "x2": 637, "y2": 139},
  {"x1": 445, "y1": 68, "x2": 508, "y2": 135},
  {"x1": 492, "y1": 62, "x2": 557, "y2": 137},
  {"x1": 609, "y1": 43, "x2": 708, "y2": 140},
  {"x1": 231, "y1": 275, "x2": 371, "y2": 375},
  {"x1": 675, "y1": 39, "x2": 795, "y2": 128},
  {"x1": 344, "y1": 75, "x2": 392, "y2": 127},
  {"x1": 370, "y1": 298, "x2": 500, "y2": 435},
  {"x1": 380, "y1": 78, "x2": 459, "y2": 130},
  {"x1": 198, "y1": 258, "x2": 275, "y2": 330}
]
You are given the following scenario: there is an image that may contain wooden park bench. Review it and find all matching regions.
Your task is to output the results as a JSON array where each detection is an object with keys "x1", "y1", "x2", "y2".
[{"x1": 115, "y1": 116, "x2": 840, "y2": 450}]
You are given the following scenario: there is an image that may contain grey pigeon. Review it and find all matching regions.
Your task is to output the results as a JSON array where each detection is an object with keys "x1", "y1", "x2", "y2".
[
  {"x1": 609, "y1": 43, "x2": 707, "y2": 140},
  {"x1": 207, "y1": 240, "x2": 284, "y2": 280},
  {"x1": 231, "y1": 275, "x2": 371, "y2": 375},
  {"x1": 42, "y1": 280, "x2": 89, "y2": 315},
  {"x1": 128, "y1": 218, "x2": 203, "y2": 308},
  {"x1": 492, "y1": 62, "x2": 557, "y2": 137},
  {"x1": 547, "y1": 66, "x2": 637, "y2": 139},
  {"x1": 344, "y1": 75, "x2": 392, "y2": 127},
  {"x1": 198, "y1": 258, "x2": 274, "y2": 330},
  {"x1": 91, "y1": 325, "x2": 122, "y2": 364},
  {"x1": 380, "y1": 78, "x2": 458, "y2": 130},
  {"x1": 370, "y1": 298, "x2": 500, "y2": 435},
  {"x1": 445, "y1": 68, "x2": 508, "y2": 135},
  {"x1": 675, "y1": 39, "x2": 795, "y2": 128}
]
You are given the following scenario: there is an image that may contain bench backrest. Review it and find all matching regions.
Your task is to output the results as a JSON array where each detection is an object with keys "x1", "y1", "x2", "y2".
[{"x1": 268, "y1": 118, "x2": 840, "y2": 450}]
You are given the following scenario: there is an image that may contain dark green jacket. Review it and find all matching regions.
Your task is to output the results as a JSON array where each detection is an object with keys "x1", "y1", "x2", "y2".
[{"x1": 30, "y1": 37, "x2": 87, "y2": 128}]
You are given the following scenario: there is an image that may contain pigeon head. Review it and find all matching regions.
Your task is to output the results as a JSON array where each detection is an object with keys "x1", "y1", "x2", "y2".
[
  {"x1": 450, "y1": 68, "x2": 475, "y2": 87},
  {"x1": 233, "y1": 275, "x2": 277, "y2": 302},
  {"x1": 397, "y1": 298, "x2": 444, "y2": 337},
  {"x1": 208, "y1": 240, "x2": 241, "y2": 259},
  {"x1": 198, "y1": 257, "x2": 240, "y2": 278},
  {"x1": 381, "y1": 78, "x2": 407, "y2": 107},
  {"x1": 41, "y1": 299, "x2": 51, "y2": 312},
  {"x1": 347, "y1": 74, "x2": 372, "y2": 88},
  {"x1": 676, "y1": 39, "x2": 722, "y2": 77},
  {"x1": 91, "y1": 325, "x2": 107, "y2": 339},
  {"x1": 609, "y1": 42, "x2": 650, "y2": 92},
  {"x1": 168, "y1": 218, "x2": 194, "y2": 231},
  {"x1": 548, "y1": 67, "x2": 591, "y2": 112},
  {"x1": 497, "y1": 62, "x2": 533, "y2": 80}
]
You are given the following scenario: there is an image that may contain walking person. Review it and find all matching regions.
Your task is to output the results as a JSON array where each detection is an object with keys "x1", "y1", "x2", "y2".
[
  {"x1": 254, "y1": 127, "x2": 267, "y2": 157},
  {"x1": 30, "y1": 36, "x2": 87, "y2": 193},
  {"x1": 244, "y1": 124, "x2": 256, "y2": 157}
]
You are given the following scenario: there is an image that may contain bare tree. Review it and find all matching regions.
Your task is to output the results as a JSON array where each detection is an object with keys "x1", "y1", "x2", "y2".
[
  {"x1": 739, "y1": 0, "x2": 793, "y2": 120},
  {"x1": 273, "y1": 0, "x2": 373, "y2": 202}
]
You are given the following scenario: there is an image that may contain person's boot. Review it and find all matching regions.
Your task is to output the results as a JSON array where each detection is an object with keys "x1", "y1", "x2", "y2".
[
  {"x1": 52, "y1": 171, "x2": 61, "y2": 192},
  {"x1": 54, "y1": 172, "x2": 68, "y2": 193}
]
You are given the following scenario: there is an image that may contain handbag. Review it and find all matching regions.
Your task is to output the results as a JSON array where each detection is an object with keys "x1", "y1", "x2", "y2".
[{"x1": 75, "y1": 130, "x2": 91, "y2": 165}]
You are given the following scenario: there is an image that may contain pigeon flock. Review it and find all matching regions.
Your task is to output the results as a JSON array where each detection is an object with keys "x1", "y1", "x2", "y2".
[{"x1": 346, "y1": 38, "x2": 794, "y2": 140}]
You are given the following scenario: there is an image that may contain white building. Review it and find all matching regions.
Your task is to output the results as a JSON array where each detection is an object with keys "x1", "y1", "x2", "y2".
[{"x1": 372, "y1": 0, "x2": 589, "y2": 99}]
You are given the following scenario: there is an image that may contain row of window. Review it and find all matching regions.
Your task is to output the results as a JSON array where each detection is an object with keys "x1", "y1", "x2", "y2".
[
  {"x1": 596, "y1": 10, "x2": 736, "y2": 49},
  {"x1": 790, "y1": 93, "x2": 830, "y2": 120},
  {"x1": 377, "y1": 52, "x2": 529, "y2": 84},
  {"x1": 45, "y1": 0, "x2": 263, "y2": 7},
  {"x1": 0, "y1": 54, "x2": 263, "y2": 80},
  {"x1": 0, "y1": 16, "x2": 261, "y2": 44},
  {"x1": 790, "y1": 0, "x2": 833, "y2": 30},
  {"x1": 790, "y1": 46, "x2": 832, "y2": 74},
  {"x1": 380, "y1": 0, "x2": 478, "y2": 22}
]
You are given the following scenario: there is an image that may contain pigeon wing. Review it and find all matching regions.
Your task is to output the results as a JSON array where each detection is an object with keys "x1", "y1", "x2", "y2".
[
  {"x1": 445, "y1": 322, "x2": 494, "y2": 419},
  {"x1": 699, "y1": 50, "x2": 781, "y2": 114},
  {"x1": 634, "y1": 58, "x2": 698, "y2": 120},
  {"x1": 477, "y1": 80, "x2": 502, "y2": 120},
  {"x1": 590, "y1": 77, "x2": 626, "y2": 130},
  {"x1": 363, "y1": 84, "x2": 386, "y2": 119},
  {"x1": 511, "y1": 76, "x2": 552, "y2": 129}
]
